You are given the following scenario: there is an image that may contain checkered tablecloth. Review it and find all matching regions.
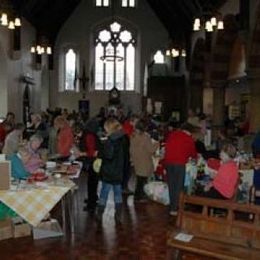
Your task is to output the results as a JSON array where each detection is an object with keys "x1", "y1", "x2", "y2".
[{"x1": 0, "y1": 182, "x2": 74, "y2": 227}]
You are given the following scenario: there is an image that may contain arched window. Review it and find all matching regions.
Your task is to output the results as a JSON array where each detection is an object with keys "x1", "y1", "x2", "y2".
[
  {"x1": 94, "y1": 21, "x2": 136, "y2": 91},
  {"x1": 65, "y1": 49, "x2": 76, "y2": 91},
  {"x1": 96, "y1": 0, "x2": 110, "y2": 7},
  {"x1": 122, "y1": 0, "x2": 135, "y2": 7},
  {"x1": 154, "y1": 50, "x2": 165, "y2": 64}
]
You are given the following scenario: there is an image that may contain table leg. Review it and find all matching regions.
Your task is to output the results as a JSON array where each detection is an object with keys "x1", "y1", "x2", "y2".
[
  {"x1": 68, "y1": 190, "x2": 75, "y2": 234},
  {"x1": 61, "y1": 196, "x2": 66, "y2": 235}
]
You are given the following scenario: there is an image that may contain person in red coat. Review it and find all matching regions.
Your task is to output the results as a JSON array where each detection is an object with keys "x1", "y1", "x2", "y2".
[
  {"x1": 164, "y1": 123, "x2": 197, "y2": 216},
  {"x1": 54, "y1": 116, "x2": 74, "y2": 158}
]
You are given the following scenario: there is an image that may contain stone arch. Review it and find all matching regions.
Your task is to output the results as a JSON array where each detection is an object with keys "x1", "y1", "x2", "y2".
[
  {"x1": 0, "y1": 41, "x2": 8, "y2": 117},
  {"x1": 228, "y1": 37, "x2": 246, "y2": 80},
  {"x1": 189, "y1": 38, "x2": 206, "y2": 111},
  {"x1": 247, "y1": 1, "x2": 260, "y2": 132},
  {"x1": 248, "y1": 2, "x2": 260, "y2": 71}
]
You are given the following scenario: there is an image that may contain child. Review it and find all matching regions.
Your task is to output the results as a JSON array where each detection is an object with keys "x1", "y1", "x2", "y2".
[{"x1": 96, "y1": 118, "x2": 126, "y2": 223}]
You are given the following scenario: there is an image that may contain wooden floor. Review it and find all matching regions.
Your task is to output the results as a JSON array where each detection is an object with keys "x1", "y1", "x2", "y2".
[{"x1": 0, "y1": 175, "x2": 211, "y2": 260}]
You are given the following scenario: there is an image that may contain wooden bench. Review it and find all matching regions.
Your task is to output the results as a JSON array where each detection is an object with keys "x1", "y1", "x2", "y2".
[{"x1": 167, "y1": 193, "x2": 260, "y2": 259}]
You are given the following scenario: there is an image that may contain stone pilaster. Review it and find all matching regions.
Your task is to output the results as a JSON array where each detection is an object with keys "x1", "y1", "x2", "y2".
[
  {"x1": 212, "y1": 83, "x2": 225, "y2": 128},
  {"x1": 248, "y1": 70, "x2": 260, "y2": 132}
]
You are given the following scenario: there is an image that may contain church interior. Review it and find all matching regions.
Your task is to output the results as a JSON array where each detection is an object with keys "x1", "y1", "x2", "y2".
[{"x1": 1, "y1": 0, "x2": 260, "y2": 259}]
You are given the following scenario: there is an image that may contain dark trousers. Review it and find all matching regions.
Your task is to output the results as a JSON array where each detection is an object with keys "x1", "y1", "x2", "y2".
[
  {"x1": 87, "y1": 166, "x2": 99, "y2": 209},
  {"x1": 166, "y1": 164, "x2": 185, "y2": 211},
  {"x1": 135, "y1": 176, "x2": 148, "y2": 200},
  {"x1": 195, "y1": 183, "x2": 227, "y2": 200}
]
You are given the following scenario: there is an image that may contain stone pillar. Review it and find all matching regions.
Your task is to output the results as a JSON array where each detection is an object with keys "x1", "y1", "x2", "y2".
[
  {"x1": 212, "y1": 85, "x2": 225, "y2": 127},
  {"x1": 248, "y1": 70, "x2": 260, "y2": 132}
]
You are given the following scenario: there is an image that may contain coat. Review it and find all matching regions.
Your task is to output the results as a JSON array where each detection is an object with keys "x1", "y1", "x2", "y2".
[
  {"x1": 130, "y1": 132, "x2": 158, "y2": 177},
  {"x1": 99, "y1": 130, "x2": 126, "y2": 185},
  {"x1": 8, "y1": 154, "x2": 30, "y2": 180},
  {"x1": 57, "y1": 125, "x2": 74, "y2": 157}
]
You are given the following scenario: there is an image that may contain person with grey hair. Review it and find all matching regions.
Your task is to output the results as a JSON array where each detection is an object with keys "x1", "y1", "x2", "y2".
[
  {"x1": 2, "y1": 123, "x2": 25, "y2": 156},
  {"x1": 24, "y1": 134, "x2": 44, "y2": 173}
]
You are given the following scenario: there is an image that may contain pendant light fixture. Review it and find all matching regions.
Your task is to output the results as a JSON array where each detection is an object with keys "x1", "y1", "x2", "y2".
[{"x1": 0, "y1": 0, "x2": 22, "y2": 29}]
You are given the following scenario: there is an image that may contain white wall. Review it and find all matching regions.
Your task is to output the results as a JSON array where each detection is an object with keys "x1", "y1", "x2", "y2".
[
  {"x1": 0, "y1": 27, "x2": 8, "y2": 117},
  {"x1": 0, "y1": 19, "x2": 48, "y2": 121},
  {"x1": 52, "y1": 0, "x2": 168, "y2": 116}
]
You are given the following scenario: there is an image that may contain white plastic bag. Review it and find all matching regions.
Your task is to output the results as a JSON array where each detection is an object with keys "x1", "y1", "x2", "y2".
[{"x1": 144, "y1": 181, "x2": 169, "y2": 205}]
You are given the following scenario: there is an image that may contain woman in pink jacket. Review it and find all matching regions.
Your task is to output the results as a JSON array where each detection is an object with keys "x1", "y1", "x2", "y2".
[{"x1": 204, "y1": 143, "x2": 239, "y2": 199}]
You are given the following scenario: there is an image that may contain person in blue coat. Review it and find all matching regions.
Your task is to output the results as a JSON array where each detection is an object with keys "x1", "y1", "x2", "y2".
[{"x1": 8, "y1": 146, "x2": 31, "y2": 180}]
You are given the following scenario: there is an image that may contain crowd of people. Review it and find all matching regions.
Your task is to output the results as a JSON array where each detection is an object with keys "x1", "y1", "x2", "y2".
[{"x1": 0, "y1": 106, "x2": 259, "y2": 222}]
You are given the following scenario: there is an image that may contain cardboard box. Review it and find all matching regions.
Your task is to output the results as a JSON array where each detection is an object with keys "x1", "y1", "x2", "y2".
[
  {"x1": 0, "y1": 219, "x2": 12, "y2": 240},
  {"x1": 33, "y1": 219, "x2": 63, "y2": 240},
  {"x1": 0, "y1": 161, "x2": 11, "y2": 190},
  {"x1": 12, "y1": 217, "x2": 31, "y2": 238}
]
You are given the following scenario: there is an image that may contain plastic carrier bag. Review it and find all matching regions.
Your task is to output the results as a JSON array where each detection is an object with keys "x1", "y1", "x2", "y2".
[{"x1": 144, "y1": 181, "x2": 169, "y2": 205}]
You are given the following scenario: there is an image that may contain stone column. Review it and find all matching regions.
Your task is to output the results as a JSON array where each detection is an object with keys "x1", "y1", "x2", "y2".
[
  {"x1": 212, "y1": 83, "x2": 225, "y2": 127},
  {"x1": 248, "y1": 70, "x2": 260, "y2": 132}
]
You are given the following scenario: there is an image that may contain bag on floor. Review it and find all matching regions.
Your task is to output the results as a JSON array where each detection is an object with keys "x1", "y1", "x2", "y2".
[{"x1": 144, "y1": 181, "x2": 169, "y2": 205}]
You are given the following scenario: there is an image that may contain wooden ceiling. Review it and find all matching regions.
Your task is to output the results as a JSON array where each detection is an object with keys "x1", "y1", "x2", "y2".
[{"x1": 10, "y1": 0, "x2": 227, "y2": 43}]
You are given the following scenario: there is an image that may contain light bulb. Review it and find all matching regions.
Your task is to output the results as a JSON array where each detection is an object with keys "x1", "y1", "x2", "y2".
[
  {"x1": 46, "y1": 46, "x2": 52, "y2": 55},
  {"x1": 41, "y1": 47, "x2": 45, "y2": 54},
  {"x1": 166, "y1": 50, "x2": 171, "y2": 56},
  {"x1": 211, "y1": 17, "x2": 217, "y2": 26},
  {"x1": 194, "y1": 18, "x2": 200, "y2": 26},
  {"x1": 14, "y1": 18, "x2": 21, "y2": 27},
  {"x1": 181, "y1": 50, "x2": 186, "y2": 57},
  {"x1": 30, "y1": 46, "x2": 36, "y2": 53},
  {"x1": 193, "y1": 24, "x2": 200, "y2": 31},
  {"x1": 1, "y1": 13, "x2": 8, "y2": 26},
  {"x1": 205, "y1": 21, "x2": 213, "y2": 32},
  {"x1": 36, "y1": 45, "x2": 41, "y2": 54},
  {"x1": 8, "y1": 21, "x2": 15, "y2": 30},
  {"x1": 217, "y1": 21, "x2": 224, "y2": 30}
]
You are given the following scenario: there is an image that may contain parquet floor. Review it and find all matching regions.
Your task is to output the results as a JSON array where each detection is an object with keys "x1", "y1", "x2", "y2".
[{"x1": 0, "y1": 175, "x2": 212, "y2": 260}]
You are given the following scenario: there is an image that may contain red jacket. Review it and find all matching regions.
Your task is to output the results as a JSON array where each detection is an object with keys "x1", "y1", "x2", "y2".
[
  {"x1": 84, "y1": 133, "x2": 97, "y2": 158},
  {"x1": 0, "y1": 123, "x2": 6, "y2": 143},
  {"x1": 213, "y1": 161, "x2": 239, "y2": 199},
  {"x1": 57, "y1": 125, "x2": 74, "y2": 157},
  {"x1": 122, "y1": 120, "x2": 134, "y2": 138},
  {"x1": 164, "y1": 130, "x2": 197, "y2": 165}
]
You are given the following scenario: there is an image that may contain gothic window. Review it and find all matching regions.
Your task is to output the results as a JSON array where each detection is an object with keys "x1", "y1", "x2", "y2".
[
  {"x1": 65, "y1": 49, "x2": 77, "y2": 91},
  {"x1": 121, "y1": 0, "x2": 135, "y2": 7},
  {"x1": 96, "y1": 0, "x2": 110, "y2": 7},
  {"x1": 94, "y1": 21, "x2": 136, "y2": 91}
]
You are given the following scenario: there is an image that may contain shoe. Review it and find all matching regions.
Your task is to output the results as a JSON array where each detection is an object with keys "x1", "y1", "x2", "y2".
[{"x1": 169, "y1": 211, "x2": 178, "y2": 216}]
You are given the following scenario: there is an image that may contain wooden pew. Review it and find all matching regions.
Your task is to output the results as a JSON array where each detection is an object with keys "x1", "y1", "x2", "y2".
[{"x1": 167, "y1": 193, "x2": 260, "y2": 259}]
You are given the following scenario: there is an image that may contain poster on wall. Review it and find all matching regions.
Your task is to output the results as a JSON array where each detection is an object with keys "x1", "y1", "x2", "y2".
[{"x1": 78, "y1": 100, "x2": 89, "y2": 117}]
